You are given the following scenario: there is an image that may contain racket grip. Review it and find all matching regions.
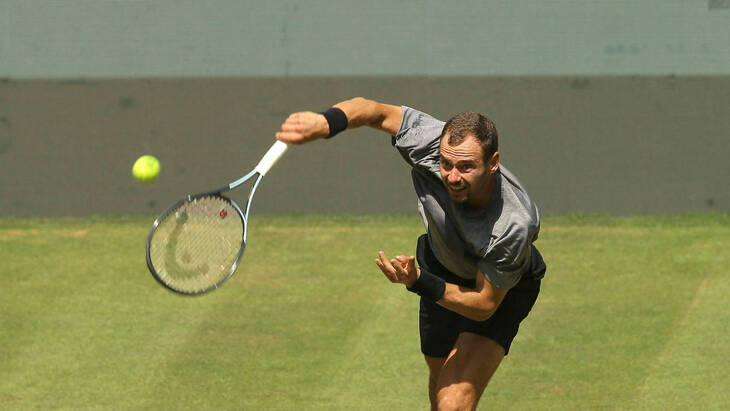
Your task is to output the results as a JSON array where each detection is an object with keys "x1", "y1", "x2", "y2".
[{"x1": 255, "y1": 141, "x2": 289, "y2": 176}]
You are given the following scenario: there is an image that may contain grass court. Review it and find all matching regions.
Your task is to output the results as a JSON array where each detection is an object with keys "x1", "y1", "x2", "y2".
[{"x1": 1, "y1": 214, "x2": 728, "y2": 409}]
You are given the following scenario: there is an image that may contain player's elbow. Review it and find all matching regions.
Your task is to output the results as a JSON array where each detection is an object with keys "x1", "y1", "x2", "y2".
[
  {"x1": 339, "y1": 96, "x2": 371, "y2": 111},
  {"x1": 470, "y1": 302, "x2": 498, "y2": 322},
  {"x1": 471, "y1": 310, "x2": 495, "y2": 322}
]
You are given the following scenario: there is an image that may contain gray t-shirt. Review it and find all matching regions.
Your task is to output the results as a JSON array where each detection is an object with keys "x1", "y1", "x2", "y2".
[{"x1": 393, "y1": 106, "x2": 542, "y2": 290}]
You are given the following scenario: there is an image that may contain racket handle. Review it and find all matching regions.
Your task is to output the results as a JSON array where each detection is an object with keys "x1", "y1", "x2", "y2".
[{"x1": 255, "y1": 141, "x2": 289, "y2": 176}]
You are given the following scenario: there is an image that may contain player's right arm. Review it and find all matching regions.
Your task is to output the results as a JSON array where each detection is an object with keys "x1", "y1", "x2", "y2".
[{"x1": 275, "y1": 97, "x2": 402, "y2": 144}]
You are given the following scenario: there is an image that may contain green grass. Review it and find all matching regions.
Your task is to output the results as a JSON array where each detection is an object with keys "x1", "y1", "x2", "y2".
[{"x1": 1, "y1": 214, "x2": 728, "y2": 410}]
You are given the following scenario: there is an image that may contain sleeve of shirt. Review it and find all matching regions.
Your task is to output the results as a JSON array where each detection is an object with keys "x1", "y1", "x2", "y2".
[
  {"x1": 392, "y1": 106, "x2": 445, "y2": 172},
  {"x1": 477, "y1": 222, "x2": 535, "y2": 290}
]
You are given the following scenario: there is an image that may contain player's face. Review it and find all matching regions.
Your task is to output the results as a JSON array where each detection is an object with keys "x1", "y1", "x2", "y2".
[{"x1": 439, "y1": 134, "x2": 499, "y2": 208}]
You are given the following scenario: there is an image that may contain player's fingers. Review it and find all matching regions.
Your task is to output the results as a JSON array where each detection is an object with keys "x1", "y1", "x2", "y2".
[
  {"x1": 391, "y1": 258, "x2": 405, "y2": 275},
  {"x1": 275, "y1": 132, "x2": 294, "y2": 143},
  {"x1": 378, "y1": 251, "x2": 395, "y2": 271},
  {"x1": 405, "y1": 256, "x2": 416, "y2": 272},
  {"x1": 276, "y1": 129, "x2": 301, "y2": 138},
  {"x1": 394, "y1": 255, "x2": 410, "y2": 268},
  {"x1": 389, "y1": 259, "x2": 404, "y2": 282},
  {"x1": 278, "y1": 114, "x2": 295, "y2": 128},
  {"x1": 276, "y1": 131, "x2": 306, "y2": 144},
  {"x1": 378, "y1": 251, "x2": 401, "y2": 281},
  {"x1": 395, "y1": 255, "x2": 415, "y2": 270},
  {"x1": 286, "y1": 112, "x2": 300, "y2": 123},
  {"x1": 374, "y1": 258, "x2": 397, "y2": 282},
  {"x1": 280, "y1": 121, "x2": 303, "y2": 132}
]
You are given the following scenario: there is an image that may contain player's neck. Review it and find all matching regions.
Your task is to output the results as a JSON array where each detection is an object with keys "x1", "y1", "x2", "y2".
[{"x1": 465, "y1": 176, "x2": 496, "y2": 210}]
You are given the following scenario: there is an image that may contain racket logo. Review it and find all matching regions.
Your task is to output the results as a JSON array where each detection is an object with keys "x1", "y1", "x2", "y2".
[{"x1": 219, "y1": 208, "x2": 228, "y2": 219}]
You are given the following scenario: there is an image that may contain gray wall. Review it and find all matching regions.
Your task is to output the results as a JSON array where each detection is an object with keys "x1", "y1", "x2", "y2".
[
  {"x1": 1, "y1": 76, "x2": 728, "y2": 216},
  {"x1": 2, "y1": 1, "x2": 729, "y2": 77},
  {"x1": 1, "y1": 1, "x2": 729, "y2": 216}
]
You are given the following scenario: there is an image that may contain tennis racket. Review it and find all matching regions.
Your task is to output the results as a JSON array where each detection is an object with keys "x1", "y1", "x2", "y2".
[{"x1": 145, "y1": 140, "x2": 289, "y2": 295}]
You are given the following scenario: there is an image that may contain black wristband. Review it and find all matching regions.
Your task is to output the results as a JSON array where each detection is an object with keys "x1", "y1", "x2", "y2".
[
  {"x1": 321, "y1": 107, "x2": 348, "y2": 139},
  {"x1": 407, "y1": 269, "x2": 446, "y2": 301}
]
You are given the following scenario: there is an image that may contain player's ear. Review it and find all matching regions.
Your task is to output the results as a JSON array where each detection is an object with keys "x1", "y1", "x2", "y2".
[{"x1": 488, "y1": 151, "x2": 500, "y2": 173}]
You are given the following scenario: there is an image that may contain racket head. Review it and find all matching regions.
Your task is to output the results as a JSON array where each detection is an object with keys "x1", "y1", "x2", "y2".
[{"x1": 146, "y1": 192, "x2": 247, "y2": 295}]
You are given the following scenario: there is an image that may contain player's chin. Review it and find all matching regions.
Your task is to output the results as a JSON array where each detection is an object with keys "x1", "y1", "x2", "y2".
[{"x1": 447, "y1": 188, "x2": 469, "y2": 202}]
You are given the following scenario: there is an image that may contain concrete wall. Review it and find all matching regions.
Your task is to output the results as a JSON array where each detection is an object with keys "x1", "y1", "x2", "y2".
[
  {"x1": 1, "y1": 1, "x2": 728, "y2": 216},
  {"x1": 2, "y1": 1, "x2": 729, "y2": 77},
  {"x1": 2, "y1": 76, "x2": 728, "y2": 216}
]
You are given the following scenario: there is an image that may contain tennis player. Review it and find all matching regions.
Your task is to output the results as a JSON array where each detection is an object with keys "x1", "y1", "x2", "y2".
[{"x1": 276, "y1": 97, "x2": 546, "y2": 411}]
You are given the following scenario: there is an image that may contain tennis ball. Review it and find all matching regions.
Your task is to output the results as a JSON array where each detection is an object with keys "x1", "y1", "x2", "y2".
[{"x1": 132, "y1": 155, "x2": 161, "y2": 182}]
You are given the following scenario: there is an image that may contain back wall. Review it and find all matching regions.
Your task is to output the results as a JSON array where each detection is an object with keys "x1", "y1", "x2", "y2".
[
  {"x1": 1, "y1": 76, "x2": 728, "y2": 216},
  {"x1": 1, "y1": 1, "x2": 728, "y2": 216}
]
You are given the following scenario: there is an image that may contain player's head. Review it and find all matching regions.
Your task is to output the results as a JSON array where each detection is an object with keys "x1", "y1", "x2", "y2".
[
  {"x1": 441, "y1": 111, "x2": 498, "y2": 162},
  {"x1": 439, "y1": 112, "x2": 500, "y2": 207}
]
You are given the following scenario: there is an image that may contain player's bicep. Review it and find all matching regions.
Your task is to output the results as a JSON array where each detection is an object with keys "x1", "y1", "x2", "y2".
[{"x1": 374, "y1": 103, "x2": 403, "y2": 135}]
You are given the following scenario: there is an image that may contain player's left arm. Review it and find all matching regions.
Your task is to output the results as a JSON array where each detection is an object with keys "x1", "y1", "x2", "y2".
[
  {"x1": 375, "y1": 253, "x2": 507, "y2": 322},
  {"x1": 439, "y1": 271, "x2": 507, "y2": 321}
]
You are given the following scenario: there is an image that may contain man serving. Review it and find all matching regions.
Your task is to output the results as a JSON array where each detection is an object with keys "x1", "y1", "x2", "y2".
[{"x1": 276, "y1": 97, "x2": 546, "y2": 411}]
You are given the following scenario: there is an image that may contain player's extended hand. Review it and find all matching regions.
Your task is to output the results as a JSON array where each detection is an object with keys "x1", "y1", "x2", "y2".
[
  {"x1": 375, "y1": 251, "x2": 420, "y2": 289},
  {"x1": 275, "y1": 111, "x2": 330, "y2": 144}
]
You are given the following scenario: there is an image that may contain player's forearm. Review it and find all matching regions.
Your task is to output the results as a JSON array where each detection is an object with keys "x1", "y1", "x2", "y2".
[
  {"x1": 407, "y1": 267, "x2": 505, "y2": 322},
  {"x1": 276, "y1": 97, "x2": 401, "y2": 144},
  {"x1": 438, "y1": 283, "x2": 498, "y2": 322},
  {"x1": 332, "y1": 97, "x2": 402, "y2": 135}
]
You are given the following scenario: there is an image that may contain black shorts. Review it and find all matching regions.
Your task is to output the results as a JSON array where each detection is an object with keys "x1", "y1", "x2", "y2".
[{"x1": 416, "y1": 234, "x2": 544, "y2": 357}]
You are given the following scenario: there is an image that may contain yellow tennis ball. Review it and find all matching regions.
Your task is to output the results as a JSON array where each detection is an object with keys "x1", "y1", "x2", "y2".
[{"x1": 132, "y1": 155, "x2": 161, "y2": 182}]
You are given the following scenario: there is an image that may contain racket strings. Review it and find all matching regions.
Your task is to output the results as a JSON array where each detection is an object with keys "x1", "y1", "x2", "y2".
[{"x1": 148, "y1": 195, "x2": 245, "y2": 293}]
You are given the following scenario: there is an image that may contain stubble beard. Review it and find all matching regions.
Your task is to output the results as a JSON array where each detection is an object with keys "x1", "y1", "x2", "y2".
[{"x1": 446, "y1": 184, "x2": 469, "y2": 203}]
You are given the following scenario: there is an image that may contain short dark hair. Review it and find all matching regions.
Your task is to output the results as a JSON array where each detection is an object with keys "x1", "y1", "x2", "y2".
[{"x1": 440, "y1": 111, "x2": 498, "y2": 162}]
